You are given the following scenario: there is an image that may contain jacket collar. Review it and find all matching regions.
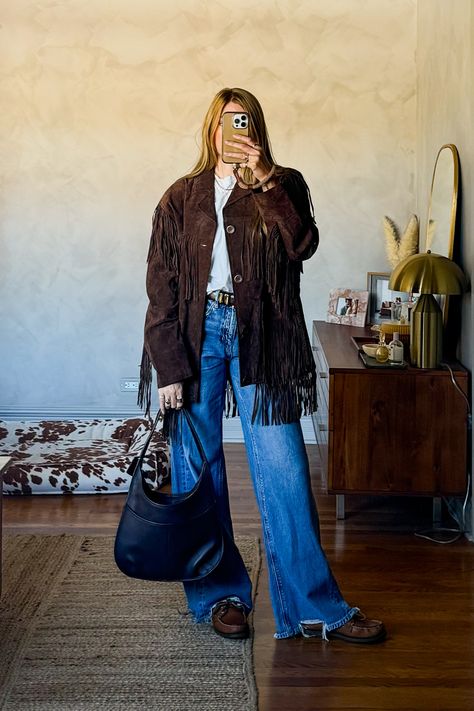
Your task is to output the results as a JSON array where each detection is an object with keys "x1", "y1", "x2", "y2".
[{"x1": 193, "y1": 169, "x2": 251, "y2": 222}]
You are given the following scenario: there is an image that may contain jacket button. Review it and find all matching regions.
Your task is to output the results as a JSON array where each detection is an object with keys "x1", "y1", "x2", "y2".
[
  {"x1": 233, "y1": 274, "x2": 243, "y2": 284},
  {"x1": 226, "y1": 225, "x2": 235, "y2": 234}
]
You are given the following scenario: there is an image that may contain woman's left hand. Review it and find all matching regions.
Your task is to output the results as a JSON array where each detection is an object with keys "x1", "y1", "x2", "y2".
[{"x1": 224, "y1": 135, "x2": 274, "y2": 184}]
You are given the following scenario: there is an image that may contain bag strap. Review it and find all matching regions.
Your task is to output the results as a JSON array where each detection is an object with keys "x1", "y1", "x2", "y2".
[
  {"x1": 137, "y1": 409, "x2": 208, "y2": 470},
  {"x1": 136, "y1": 410, "x2": 162, "y2": 469}
]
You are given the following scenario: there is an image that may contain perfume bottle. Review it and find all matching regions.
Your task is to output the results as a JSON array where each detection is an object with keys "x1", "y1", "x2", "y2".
[
  {"x1": 388, "y1": 331, "x2": 404, "y2": 363},
  {"x1": 375, "y1": 332, "x2": 389, "y2": 363}
]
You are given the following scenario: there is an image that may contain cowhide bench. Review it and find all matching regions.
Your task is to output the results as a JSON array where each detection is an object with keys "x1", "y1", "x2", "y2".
[{"x1": 0, "y1": 418, "x2": 170, "y2": 495}]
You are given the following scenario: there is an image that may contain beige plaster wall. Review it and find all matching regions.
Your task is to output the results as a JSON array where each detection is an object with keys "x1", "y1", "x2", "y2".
[
  {"x1": 417, "y1": 0, "x2": 473, "y2": 367},
  {"x1": 0, "y1": 0, "x2": 416, "y2": 413},
  {"x1": 416, "y1": 0, "x2": 474, "y2": 537}
]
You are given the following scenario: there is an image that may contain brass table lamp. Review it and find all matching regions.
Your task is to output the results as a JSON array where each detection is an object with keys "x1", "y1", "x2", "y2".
[{"x1": 388, "y1": 251, "x2": 467, "y2": 368}]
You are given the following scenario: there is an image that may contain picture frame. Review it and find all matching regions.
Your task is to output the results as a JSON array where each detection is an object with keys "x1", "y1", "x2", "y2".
[
  {"x1": 327, "y1": 288, "x2": 369, "y2": 327},
  {"x1": 367, "y1": 271, "x2": 415, "y2": 325}
]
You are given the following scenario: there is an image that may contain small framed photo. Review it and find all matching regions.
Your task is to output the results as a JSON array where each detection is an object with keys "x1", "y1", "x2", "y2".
[
  {"x1": 367, "y1": 271, "x2": 413, "y2": 324},
  {"x1": 327, "y1": 288, "x2": 369, "y2": 327}
]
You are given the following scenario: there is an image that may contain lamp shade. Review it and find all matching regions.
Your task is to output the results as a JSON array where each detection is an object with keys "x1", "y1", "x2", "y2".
[{"x1": 388, "y1": 251, "x2": 467, "y2": 295}]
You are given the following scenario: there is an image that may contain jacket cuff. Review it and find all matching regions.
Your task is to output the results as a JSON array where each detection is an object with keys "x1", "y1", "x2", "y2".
[
  {"x1": 147, "y1": 338, "x2": 194, "y2": 389},
  {"x1": 156, "y1": 367, "x2": 194, "y2": 389},
  {"x1": 251, "y1": 182, "x2": 296, "y2": 220}
]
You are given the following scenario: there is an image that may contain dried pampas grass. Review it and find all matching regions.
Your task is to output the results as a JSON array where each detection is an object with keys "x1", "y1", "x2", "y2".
[{"x1": 383, "y1": 214, "x2": 419, "y2": 268}]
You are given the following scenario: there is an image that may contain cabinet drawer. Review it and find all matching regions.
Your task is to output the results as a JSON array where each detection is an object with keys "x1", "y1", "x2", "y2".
[
  {"x1": 312, "y1": 334, "x2": 329, "y2": 413},
  {"x1": 312, "y1": 344, "x2": 329, "y2": 377},
  {"x1": 315, "y1": 417, "x2": 328, "y2": 445},
  {"x1": 316, "y1": 380, "x2": 329, "y2": 421},
  {"x1": 311, "y1": 412, "x2": 328, "y2": 489},
  {"x1": 316, "y1": 372, "x2": 328, "y2": 417},
  {"x1": 312, "y1": 332, "x2": 329, "y2": 488}
]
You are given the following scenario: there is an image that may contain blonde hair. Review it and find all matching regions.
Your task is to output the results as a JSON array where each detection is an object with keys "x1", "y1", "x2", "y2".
[{"x1": 186, "y1": 87, "x2": 276, "y2": 178}]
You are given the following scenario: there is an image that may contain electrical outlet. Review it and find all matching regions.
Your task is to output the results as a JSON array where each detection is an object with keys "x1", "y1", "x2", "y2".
[{"x1": 120, "y1": 379, "x2": 139, "y2": 392}]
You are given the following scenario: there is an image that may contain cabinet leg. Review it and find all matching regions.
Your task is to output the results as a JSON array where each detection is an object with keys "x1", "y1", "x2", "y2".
[
  {"x1": 336, "y1": 495, "x2": 345, "y2": 520},
  {"x1": 432, "y1": 497, "x2": 442, "y2": 524}
]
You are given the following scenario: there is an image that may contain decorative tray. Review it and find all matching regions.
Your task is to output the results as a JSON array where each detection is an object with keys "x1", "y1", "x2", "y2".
[
  {"x1": 358, "y1": 351, "x2": 408, "y2": 369},
  {"x1": 351, "y1": 336, "x2": 408, "y2": 369}
]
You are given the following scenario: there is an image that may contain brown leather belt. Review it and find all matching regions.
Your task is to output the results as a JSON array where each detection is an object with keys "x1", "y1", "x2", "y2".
[{"x1": 207, "y1": 290, "x2": 235, "y2": 306}]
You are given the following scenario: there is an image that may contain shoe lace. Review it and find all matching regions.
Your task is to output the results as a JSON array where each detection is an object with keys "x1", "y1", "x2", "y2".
[{"x1": 214, "y1": 599, "x2": 245, "y2": 616}]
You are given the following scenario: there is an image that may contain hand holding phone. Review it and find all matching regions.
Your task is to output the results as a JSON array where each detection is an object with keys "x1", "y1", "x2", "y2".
[{"x1": 222, "y1": 112, "x2": 249, "y2": 164}]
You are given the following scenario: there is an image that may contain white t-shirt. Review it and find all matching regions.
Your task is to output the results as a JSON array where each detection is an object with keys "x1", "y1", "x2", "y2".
[{"x1": 207, "y1": 173, "x2": 236, "y2": 294}]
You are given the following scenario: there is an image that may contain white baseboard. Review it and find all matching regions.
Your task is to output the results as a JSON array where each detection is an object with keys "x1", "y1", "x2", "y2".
[
  {"x1": 0, "y1": 407, "x2": 145, "y2": 420},
  {"x1": 0, "y1": 408, "x2": 316, "y2": 444}
]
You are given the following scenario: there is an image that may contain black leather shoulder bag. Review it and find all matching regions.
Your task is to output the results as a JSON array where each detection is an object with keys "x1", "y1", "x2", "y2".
[{"x1": 114, "y1": 409, "x2": 224, "y2": 582}]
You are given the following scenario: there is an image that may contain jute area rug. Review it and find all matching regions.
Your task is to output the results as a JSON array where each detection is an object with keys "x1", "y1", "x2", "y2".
[{"x1": 0, "y1": 534, "x2": 260, "y2": 711}]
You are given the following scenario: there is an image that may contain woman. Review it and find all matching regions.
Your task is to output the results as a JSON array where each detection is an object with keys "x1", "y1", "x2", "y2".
[{"x1": 139, "y1": 87, "x2": 385, "y2": 644}]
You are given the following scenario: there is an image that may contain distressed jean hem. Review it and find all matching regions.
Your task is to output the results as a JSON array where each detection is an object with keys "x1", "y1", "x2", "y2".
[
  {"x1": 274, "y1": 625, "x2": 302, "y2": 640},
  {"x1": 192, "y1": 596, "x2": 251, "y2": 624},
  {"x1": 300, "y1": 606, "x2": 360, "y2": 641}
]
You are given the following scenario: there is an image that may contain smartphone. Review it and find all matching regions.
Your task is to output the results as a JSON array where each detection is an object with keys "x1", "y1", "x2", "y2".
[{"x1": 222, "y1": 111, "x2": 249, "y2": 164}]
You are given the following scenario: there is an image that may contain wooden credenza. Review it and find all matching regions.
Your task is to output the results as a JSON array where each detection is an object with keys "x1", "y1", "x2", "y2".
[{"x1": 312, "y1": 321, "x2": 469, "y2": 518}]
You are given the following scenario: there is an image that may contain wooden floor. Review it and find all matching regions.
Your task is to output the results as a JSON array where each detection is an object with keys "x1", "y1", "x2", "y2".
[{"x1": 3, "y1": 444, "x2": 474, "y2": 711}]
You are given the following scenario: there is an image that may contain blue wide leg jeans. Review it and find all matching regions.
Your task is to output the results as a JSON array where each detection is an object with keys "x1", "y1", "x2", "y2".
[{"x1": 170, "y1": 300, "x2": 358, "y2": 639}]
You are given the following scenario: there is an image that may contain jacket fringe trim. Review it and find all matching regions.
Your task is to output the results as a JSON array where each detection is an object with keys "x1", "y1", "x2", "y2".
[
  {"x1": 137, "y1": 346, "x2": 153, "y2": 420},
  {"x1": 147, "y1": 205, "x2": 179, "y2": 272},
  {"x1": 251, "y1": 374, "x2": 317, "y2": 426},
  {"x1": 181, "y1": 232, "x2": 200, "y2": 301},
  {"x1": 264, "y1": 223, "x2": 302, "y2": 313},
  {"x1": 148, "y1": 204, "x2": 200, "y2": 302},
  {"x1": 242, "y1": 223, "x2": 263, "y2": 282}
]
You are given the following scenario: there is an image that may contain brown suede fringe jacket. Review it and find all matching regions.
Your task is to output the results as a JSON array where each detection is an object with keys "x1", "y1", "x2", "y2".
[{"x1": 138, "y1": 167, "x2": 319, "y2": 425}]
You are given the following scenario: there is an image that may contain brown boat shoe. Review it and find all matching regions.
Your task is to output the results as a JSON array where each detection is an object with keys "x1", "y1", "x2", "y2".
[
  {"x1": 211, "y1": 599, "x2": 250, "y2": 640},
  {"x1": 301, "y1": 612, "x2": 386, "y2": 644}
]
